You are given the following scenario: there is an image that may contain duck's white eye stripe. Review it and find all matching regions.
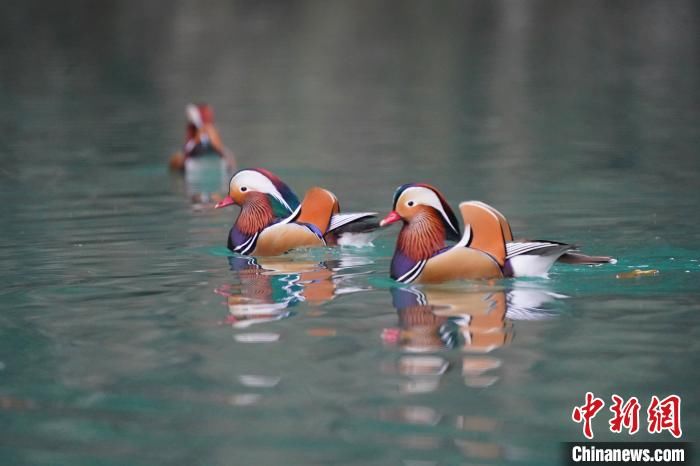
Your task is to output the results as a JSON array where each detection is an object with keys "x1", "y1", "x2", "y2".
[
  {"x1": 398, "y1": 187, "x2": 458, "y2": 233},
  {"x1": 230, "y1": 170, "x2": 292, "y2": 212}
]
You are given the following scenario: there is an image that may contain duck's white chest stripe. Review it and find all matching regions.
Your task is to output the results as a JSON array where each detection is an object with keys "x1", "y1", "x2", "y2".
[
  {"x1": 235, "y1": 232, "x2": 260, "y2": 255},
  {"x1": 397, "y1": 259, "x2": 427, "y2": 284}
]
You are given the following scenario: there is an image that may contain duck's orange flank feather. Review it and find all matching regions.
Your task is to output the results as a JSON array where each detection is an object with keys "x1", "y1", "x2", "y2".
[
  {"x1": 418, "y1": 248, "x2": 503, "y2": 283},
  {"x1": 254, "y1": 224, "x2": 324, "y2": 256}
]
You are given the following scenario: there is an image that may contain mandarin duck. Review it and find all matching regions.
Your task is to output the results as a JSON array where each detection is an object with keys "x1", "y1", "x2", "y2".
[
  {"x1": 169, "y1": 104, "x2": 236, "y2": 201},
  {"x1": 169, "y1": 104, "x2": 236, "y2": 171},
  {"x1": 379, "y1": 184, "x2": 614, "y2": 283},
  {"x1": 215, "y1": 168, "x2": 377, "y2": 256}
]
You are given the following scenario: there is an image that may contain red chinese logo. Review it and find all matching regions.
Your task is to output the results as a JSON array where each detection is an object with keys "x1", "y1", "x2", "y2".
[
  {"x1": 573, "y1": 393, "x2": 682, "y2": 439},
  {"x1": 572, "y1": 392, "x2": 605, "y2": 439},
  {"x1": 647, "y1": 395, "x2": 682, "y2": 438},
  {"x1": 609, "y1": 394, "x2": 641, "y2": 434}
]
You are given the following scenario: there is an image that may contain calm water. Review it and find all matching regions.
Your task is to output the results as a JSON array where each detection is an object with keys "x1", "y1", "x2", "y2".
[{"x1": 1, "y1": 2, "x2": 699, "y2": 465}]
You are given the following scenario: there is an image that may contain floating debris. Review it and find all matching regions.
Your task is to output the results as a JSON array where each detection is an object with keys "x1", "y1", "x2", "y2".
[
  {"x1": 0, "y1": 396, "x2": 36, "y2": 410},
  {"x1": 616, "y1": 269, "x2": 660, "y2": 279},
  {"x1": 234, "y1": 333, "x2": 280, "y2": 343},
  {"x1": 307, "y1": 327, "x2": 337, "y2": 337},
  {"x1": 238, "y1": 375, "x2": 281, "y2": 388}
]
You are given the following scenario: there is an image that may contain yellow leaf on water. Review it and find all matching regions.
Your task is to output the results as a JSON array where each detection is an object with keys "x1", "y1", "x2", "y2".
[
  {"x1": 616, "y1": 269, "x2": 660, "y2": 279},
  {"x1": 307, "y1": 328, "x2": 337, "y2": 337}
]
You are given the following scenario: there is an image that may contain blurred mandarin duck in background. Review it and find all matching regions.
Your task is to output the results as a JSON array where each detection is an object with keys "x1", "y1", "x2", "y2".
[
  {"x1": 215, "y1": 168, "x2": 377, "y2": 256},
  {"x1": 169, "y1": 103, "x2": 236, "y2": 171},
  {"x1": 380, "y1": 183, "x2": 615, "y2": 284},
  {"x1": 169, "y1": 104, "x2": 236, "y2": 202}
]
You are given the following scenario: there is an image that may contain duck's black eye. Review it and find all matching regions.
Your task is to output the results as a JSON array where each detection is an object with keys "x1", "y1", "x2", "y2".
[
  {"x1": 407, "y1": 201, "x2": 414, "y2": 207},
  {"x1": 241, "y1": 186, "x2": 248, "y2": 192}
]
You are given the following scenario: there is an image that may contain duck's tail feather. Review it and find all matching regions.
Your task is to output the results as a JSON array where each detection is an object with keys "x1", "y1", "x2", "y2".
[
  {"x1": 327, "y1": 213, "x2": 378, "y2": 234},
  {"x1": 557, "y1": 252, "x2": 617, "y2": 265},
  {"x1": 506, "y1": 240, "x2": 573, "y2": 259},
  {"x1": 505, "y1": 240, "x2": 616, "y2": 276},
  {"x1": 505, "y1": 241, "x2": 574, "y2": 277}
]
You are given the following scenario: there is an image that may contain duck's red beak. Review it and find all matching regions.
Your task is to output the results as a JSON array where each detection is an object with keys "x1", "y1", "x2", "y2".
[
  {"x1": 215, "y1": 195, "x2": 235, "y2": 209},
  {"x1": 379, "y1": 211, "x2": 402, "y2": 227}
]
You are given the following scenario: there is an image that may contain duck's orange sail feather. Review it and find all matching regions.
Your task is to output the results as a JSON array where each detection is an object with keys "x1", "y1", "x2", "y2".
[
  {"x1": 458, "y1": 202, "x2": 507, "y2": 267},
  {"x1": 296, "y1": 187, "x2": 340, "y2": 235}
]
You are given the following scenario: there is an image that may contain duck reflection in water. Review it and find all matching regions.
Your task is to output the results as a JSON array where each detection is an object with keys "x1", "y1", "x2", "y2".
[
  {"x1": 218, "y1": 255, "x2": 369, "y2": 329},
  {"x1": 380, "y1": 285, "x2": 564, "y2": 462},
  {"x1": 383, "y1": 285, "x2": 563, "y2": 391}
]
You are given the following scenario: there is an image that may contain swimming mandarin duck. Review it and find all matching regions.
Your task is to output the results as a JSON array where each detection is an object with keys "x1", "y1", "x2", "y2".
[
  {"x1": 169, "y1": 104, "x2": 236, "y2": 172},
  {"x1": 380, "y1": 183, "x2": 614, "y2": 283},
  {"x1": 215, "y1": 168, "x2": 377, "y2": 256}
]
